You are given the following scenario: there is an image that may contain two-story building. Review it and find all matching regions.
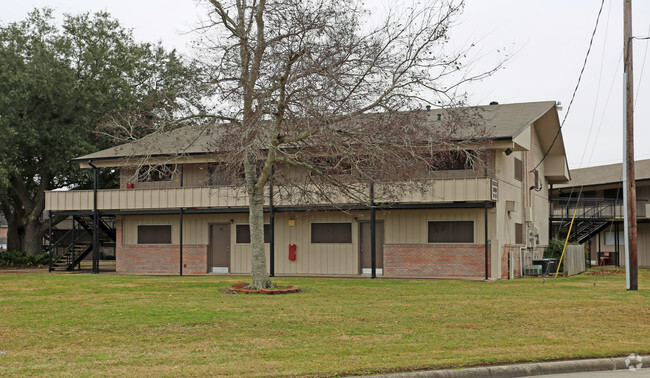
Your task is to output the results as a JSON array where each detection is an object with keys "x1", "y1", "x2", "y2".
[
  {"x1": 45, "y1": 101, "x2": 570, "y2": 279},
  {"x1": 551, "y1": 159, "x2": 650, "y2": 268}
]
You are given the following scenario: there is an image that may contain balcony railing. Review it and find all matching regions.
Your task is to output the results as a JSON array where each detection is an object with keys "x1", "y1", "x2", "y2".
[
  {"x1": 551, "y1": 198, "x2": 647, "y2": 220},
  {"x1": 45, "y1": 177, "x2": 495, "y2": 212}
]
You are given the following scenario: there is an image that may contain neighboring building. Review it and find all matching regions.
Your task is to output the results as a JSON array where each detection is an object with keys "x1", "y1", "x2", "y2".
[
  {"x1": 0, "y1": 215, "x2": 7, "y2": 250},
  {"x1": 551, "y1": 160, "x2": 650, "y2": 268},
  {"x1": 45, "y1": 101, "x2": 570, "y2": 279}
]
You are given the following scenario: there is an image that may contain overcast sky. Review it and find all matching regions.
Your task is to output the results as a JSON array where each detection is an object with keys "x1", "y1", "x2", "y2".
[{"x1": 3, "y1": 0, "x2": 650, "y2": 170}]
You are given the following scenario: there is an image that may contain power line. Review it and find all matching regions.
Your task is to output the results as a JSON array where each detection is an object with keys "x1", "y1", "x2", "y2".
[{"x1": 532, "y1": 0, "x2": 605, "y2": 172}]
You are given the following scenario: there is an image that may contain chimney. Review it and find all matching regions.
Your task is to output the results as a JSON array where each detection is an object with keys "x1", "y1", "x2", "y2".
[
  {"x1": 426, "y1": 105, "x2": 431, "y2": 112},
  {"x1": 489, "y1": 101, "x2": 499, "y2": 105}
]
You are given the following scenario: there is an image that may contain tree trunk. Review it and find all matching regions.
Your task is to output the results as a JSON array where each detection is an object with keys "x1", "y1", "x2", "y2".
[
  {"x1": 6, "y1": 214, "x2": 24, "y2": 252},
  {"x1": 248, "y1": 189, "x2": 272, "y2": 290},
  {"x1": 24, "y1": 218, "x2": 44, "y2": 256}
]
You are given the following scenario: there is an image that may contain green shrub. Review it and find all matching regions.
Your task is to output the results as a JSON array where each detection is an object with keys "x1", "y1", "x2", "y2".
[
  {"x1": 544, "y1": 238, "x2": 565, "y2": 260},
  {"x1": 0, "y1": 250, "x2": 49, "y2": 267}
]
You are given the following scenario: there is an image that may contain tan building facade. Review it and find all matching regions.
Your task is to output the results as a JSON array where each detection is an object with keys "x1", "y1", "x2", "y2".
[{"x1": 45, "y1": 101, "x2": 570, "y2": 278}]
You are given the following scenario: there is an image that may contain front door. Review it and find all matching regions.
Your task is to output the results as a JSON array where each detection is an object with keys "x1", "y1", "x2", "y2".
[
  {"x1": 209, "y1": 223, "x2": 230, "y2": 273},
  {"x1": 360, "y1": 221, "x2": 384, "y2": 274}
]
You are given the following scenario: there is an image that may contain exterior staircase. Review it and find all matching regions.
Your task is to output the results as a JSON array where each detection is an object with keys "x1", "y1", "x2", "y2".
[
  {"x1": 48, "y1": 215, "x2": 116, "y2": 271},
  {"x1": 551, "y1": 198, "x2": 619, "y2": 244}
]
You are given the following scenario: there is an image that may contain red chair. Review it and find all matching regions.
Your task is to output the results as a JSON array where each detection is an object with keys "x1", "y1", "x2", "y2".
[{"x1": 599, "y1": 252, "x2": 611, "y2": 266}]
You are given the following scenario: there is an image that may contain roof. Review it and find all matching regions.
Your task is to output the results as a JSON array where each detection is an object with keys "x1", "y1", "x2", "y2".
[
  {"x1": 556, "y1": 159, "x2": 650, "y2": 189},
  {"x1": 74, "y1": 101, "x2": 558, "y2": 163}
]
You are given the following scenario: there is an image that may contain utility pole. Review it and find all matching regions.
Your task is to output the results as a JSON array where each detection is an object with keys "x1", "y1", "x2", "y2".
[{"x1": 623, "y1": 0, "x2": 638, "y2": 290}]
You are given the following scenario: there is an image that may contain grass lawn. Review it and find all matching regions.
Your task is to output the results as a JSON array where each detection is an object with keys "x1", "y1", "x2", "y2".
[{"x1": 0, "y1": 270, "x2": 648, "y2": 376}]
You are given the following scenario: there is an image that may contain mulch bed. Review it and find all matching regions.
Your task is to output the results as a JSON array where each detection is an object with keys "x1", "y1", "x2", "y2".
[
  {"x1": 228, "y1": 282, "x2": 301, "y2": 294},
  {"x1": 584, "y1": 269, "x2": 625, "y2": 277}
]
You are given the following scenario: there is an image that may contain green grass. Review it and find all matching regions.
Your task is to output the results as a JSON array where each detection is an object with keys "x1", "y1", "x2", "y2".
[{"x1": 0, "y1": 270, "x2": 648, "y2": 376}]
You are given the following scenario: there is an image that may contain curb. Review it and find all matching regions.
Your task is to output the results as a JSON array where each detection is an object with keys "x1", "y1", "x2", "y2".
[{"x1": 363, "y1": 355, "x2": 648, "y2": 377}]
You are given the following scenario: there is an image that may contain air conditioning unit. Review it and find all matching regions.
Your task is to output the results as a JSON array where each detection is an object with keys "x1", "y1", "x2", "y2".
[{"x1": 524, "y1": 264, "x2": 542, "y2": 276}]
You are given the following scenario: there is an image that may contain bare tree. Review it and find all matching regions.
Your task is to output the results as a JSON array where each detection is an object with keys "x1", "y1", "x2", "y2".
[{"x1": 134, "y1": 0, "x2": 499, "y2": 289}]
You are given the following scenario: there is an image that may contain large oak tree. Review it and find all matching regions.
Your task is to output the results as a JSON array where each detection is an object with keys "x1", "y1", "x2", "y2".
[{"x1": 0, "y1": 9, "x2": 197, "y2": 255}]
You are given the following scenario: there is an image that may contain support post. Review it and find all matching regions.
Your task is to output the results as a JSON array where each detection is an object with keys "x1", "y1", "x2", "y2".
[
  {"x1": 88, "y1": 160, "x2": 99, "y2": 274},
  {"x1": 623, "y1": 0, "x2": 638, "y2": 290},
  {"x1": 484, "y1": 202, "x2": 489, "y2": 280},
  {"x1": 71, "y1": 216, "x2": 77, "y2": 269},
  {"x1": 48, "y1": 211, "x2": 53, "y2": 272},
  {"x1": 179, "y1": 208, "x2": 183, "y2": 276},
  {"x1": 549, "y1": 184, "x2": 553, "y2": 240},
  {"x1": 180, "y1": 164, "x2": 184, "y2": 188},
  {"x1": 370, "y1": 183, "x2": 376, "y2": 279},
  {"x1": 269, "y1": 166, "x2": 275, "y2": 277},
  {"x1": 612, "y1": 223, "x2": 621, "y2": 266}
]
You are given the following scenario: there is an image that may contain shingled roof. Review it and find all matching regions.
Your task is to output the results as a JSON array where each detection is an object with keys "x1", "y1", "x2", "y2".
[{"x1": 73, "y1": 100, "x2": 559, "y2": 163}]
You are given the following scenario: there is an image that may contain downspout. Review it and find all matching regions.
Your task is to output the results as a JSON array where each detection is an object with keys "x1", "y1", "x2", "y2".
[{"x1": 88, "y1": 160, "x2": 99, "y2": 274}]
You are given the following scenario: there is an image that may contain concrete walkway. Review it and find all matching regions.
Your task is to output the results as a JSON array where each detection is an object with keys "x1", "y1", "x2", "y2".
[{"x1": 363, "y1": 355, "x2": 648, "y2": 378}]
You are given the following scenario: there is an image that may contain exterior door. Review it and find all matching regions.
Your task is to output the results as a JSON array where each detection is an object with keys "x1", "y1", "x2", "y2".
[
  {"x1": 359, "y1": 221, "x2": 384, "y2": 274},
  {"x1": 209, "y1": 223, "x2": 230, "y2": 273}
]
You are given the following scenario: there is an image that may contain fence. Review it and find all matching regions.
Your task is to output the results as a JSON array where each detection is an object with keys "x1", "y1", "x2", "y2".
[{"x1": 564, "y1": 245, "x2": 586, "y2": 276}]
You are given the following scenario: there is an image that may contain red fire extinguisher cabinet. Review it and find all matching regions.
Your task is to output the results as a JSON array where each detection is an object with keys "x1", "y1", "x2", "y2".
[{"x1": 289, "y1": 244, "x2": 296, "y2": 261}]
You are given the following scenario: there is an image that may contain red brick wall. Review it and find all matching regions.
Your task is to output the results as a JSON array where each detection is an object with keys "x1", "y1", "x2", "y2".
[
  {"x1": 115, "y1": 218, "x2": 208, "y2": 274},
  {"x1": 384, "y1": 244, "x2": 490, "y2": 278},
  {"x1": 500, "y1": 246, "x2": 544, "y2": 279}
]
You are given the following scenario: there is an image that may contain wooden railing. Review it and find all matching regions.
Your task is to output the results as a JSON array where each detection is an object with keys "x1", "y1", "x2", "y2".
[{"x1": 45, "y1": 177, "x2": 495, "y2": 211}]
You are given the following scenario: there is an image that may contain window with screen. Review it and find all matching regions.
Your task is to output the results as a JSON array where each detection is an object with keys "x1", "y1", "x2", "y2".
[
  {"x1": 311, "y1": 223, "x2": 352, "y2": 243},
  {"x1": 137, "y1": 225, "x2": 172, "y2": 244},
  {"x1": 427, "y1": 221, "x2": 474, "y2": 243},
  {"x1": 235, "y1": 224, "x2": 271, "y2": 244}
]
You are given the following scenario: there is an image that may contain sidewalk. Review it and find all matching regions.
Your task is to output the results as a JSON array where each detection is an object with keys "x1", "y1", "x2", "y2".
[{"x1": 363, "y1": 355, "x2": 648, "y2": 378}]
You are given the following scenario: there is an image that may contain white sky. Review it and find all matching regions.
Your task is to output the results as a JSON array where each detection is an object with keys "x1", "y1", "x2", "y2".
[{"x1": 3, "y1": 0, "x2": 650, "y2": 170}]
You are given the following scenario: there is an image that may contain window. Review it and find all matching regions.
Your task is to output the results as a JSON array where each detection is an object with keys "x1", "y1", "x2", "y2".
[
  {"x1": 515, "y1": 223, "x2": 523, "y2": 244},
  {"x1": 605, "y1": 231, "x2": 624, "y2": 246},
  {"x1": 514, "y1": 158, "x2": 523, "y2": 181},
  {"x1": 310, "y1": 157, "x2": 352, "y2": 176},
  {"x1": 427, "y1": 221, "x2": 474, "y2": 243},
  {"x1": 137, "y1": 225, "x2": 172, "y2": 244},
  {"x1": 427, "y1": 151, "x2": 475, "y2": 172},
  {"x1": 236, "y1": 224, "x2": 271, "y2": 244},
  {"x1": 208, "y1": 163, "x2": 235, "y2": 186},
  {"x1": 137, "y1": 165, "x2": 173, "y2": 182},
  {"x1": 311, "y1": 223, "x2": 352, "y2": 243}
]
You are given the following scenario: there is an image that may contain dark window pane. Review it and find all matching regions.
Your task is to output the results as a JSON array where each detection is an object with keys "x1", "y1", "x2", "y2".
[
  {"x1": 514, "y1": 158, "x2": 523, "y2": 181},
  {"x1": 208, "y1": 163, "x2": 234, "y2": 186},
  {"x1": 451, "y1": 221, "x2": 474, "y2": 243},
  {"x1": 235, "y1": 224, "x2": 271, "y2": 243},
  {"x1": 428, "y1": 221, "x2": 451, "y2": 243},
  {"x1": 311, "y1": 223, "x2": 352, "y2": 243},
  {"x1": 428, "y1": 221, "x2": 474, "y2": 243},
  {"x1": 137, "y1": 165, "x2": 173, "y2": 182},
  {"x1": 137, "y1": 225, "x2": 172, "y2": 244},
  {"x1": 515, "y1": 223, "x2": 523, "y2": 244}
]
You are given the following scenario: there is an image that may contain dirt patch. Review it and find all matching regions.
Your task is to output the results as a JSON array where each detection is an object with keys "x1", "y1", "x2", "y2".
[{"x1": 228, "y1": 282, "x2": 301, "y2": 294}]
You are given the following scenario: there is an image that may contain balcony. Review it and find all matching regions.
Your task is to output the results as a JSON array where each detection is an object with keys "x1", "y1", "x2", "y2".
[
  {"x1": 550, "y1": 198, "x2": 648, "y2": 220},
  {"x1": 45, "y1": 177, "x2": 495, "y2": 212}
]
